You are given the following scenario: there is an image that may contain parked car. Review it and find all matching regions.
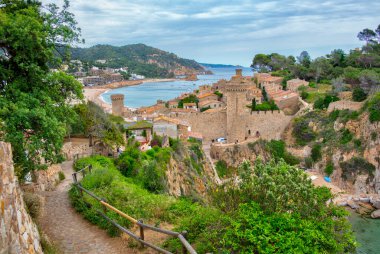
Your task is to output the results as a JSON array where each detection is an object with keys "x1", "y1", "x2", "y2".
[{"x1": 216, "y1": 137, "x2": 227, "y2": 143}]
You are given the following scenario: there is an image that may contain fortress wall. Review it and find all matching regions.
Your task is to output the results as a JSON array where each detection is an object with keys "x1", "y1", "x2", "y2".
[
  {"x1": 244, "y1": 110, "x2": 293, "y2": 140},
  {"x1": 0, "y1": 142, "x2": 43, "y2": 254},
  {"x1": 173, "y1": 111, "x2": 227, "y2": 141},
  {"x1": 327, "y1": 101, "x2": 364, "y2": 113}
]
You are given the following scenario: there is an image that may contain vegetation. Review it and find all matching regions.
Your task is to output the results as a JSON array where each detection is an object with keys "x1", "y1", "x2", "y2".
[
  {"x1": 251, "y1": 24, "x2": 380, "y2": 98},
  {"x1": 58, "y1": 171, "x2": 66, "y2": 181},
  {"x1": 366, "y1": 92, "x2": 380, "y2": 123},
  {"x1": 23, "y1": 192, "x2": 42, "y2": 219},
  {"x1": 0, "y1": 0, "x2": 83, "y2": 178},
  {"x1": 340, "y1": 157, "x2": 376, "y2": 182},
  {"x1": 265, "y1": 140, "x2": 300, "y2": 165},
  {"x1": 70, "y1": 156, "x2": 356, "y2": 253},
  {"x1": 70, "y1": 102, "x2": 125, "y2": 148},
  {"x1": 249, "y1": 100, "x2": 279, "y2": 111},
  {"x1": 69, "y1": 44, "x2": 205, "y2": 78},
  {"x1": 178, "y1": 94, "x2": 199, "y2": 108}
]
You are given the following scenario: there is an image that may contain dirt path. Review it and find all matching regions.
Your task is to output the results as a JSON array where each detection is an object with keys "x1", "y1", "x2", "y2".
[{"x1": 38, "y1": 161, "x2": 135, "y2": 254}]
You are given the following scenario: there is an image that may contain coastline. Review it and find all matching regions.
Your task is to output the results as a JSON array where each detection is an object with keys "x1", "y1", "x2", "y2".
[{"x1": 83, "y1": 78, "x2": 180, "y2": 112}]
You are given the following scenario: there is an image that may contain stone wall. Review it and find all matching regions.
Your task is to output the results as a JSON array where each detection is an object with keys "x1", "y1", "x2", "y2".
[
  {"x1": 31, "y1": 164, "x2": 61, "y2": 192},
  {"x1": 174, "y1": 111, "x2": 227, "y2": 142},
  {"x1": 0, "y1": 142, "x2": 43, "y2": 254},
  {"x1": 62, "y1": 141, "x2": 91, "y2": 161},
  {"x1": 327, "y1": 100, "x2": 364, "y2": 112}
]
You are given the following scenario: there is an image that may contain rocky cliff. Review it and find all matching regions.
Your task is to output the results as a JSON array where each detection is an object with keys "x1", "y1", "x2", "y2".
[{"x1": 0, "y1": 142, "x2": 42, "y2": 254}]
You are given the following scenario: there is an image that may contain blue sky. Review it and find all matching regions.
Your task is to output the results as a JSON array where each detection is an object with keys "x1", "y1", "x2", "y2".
[{"x1": 43, "y1": 0, "x2": 380, "y2": 66}]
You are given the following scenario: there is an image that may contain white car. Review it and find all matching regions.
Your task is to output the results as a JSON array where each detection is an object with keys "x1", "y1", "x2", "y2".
[{"x1": 216, "y1": 137, "x2": 226, "y2": 143}]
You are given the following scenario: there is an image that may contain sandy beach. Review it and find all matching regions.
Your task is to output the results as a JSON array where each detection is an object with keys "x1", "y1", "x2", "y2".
[{"x1": 83, "y1": 78, "x2": 179, "y2": 112}]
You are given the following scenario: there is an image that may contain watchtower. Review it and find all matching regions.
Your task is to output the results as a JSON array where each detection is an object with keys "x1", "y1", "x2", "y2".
[{"x1": 111, "y1": 94, "x2": 124, "y2": 117}]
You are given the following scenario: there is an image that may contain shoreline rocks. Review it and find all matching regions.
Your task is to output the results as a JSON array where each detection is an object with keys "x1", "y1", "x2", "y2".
[{"x1": 333, "y1": 194, "x2": 380, "y2": 218}]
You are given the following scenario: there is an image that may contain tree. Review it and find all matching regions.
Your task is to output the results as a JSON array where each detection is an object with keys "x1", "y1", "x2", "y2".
[
  {"x1": 0, "y1": 0, "x2": 83, "y2": 177},
  {"x1": 297, "y1": 51, "x2": 311, "y2": 68},
  {"x1": 262, "y1": 87, "x2": 268, "y2": 101},
  {"x1": 207, "y1": 160, "x2": 357, "y2": 253},
  {"x1": 357, "y1": 28, "x2": 377, "y2": 44},
  {"x1": 359, "y1": 70, "x2": 380, "y2": 93},
  {"x1": 251, "y1": 53, "x2": 271, "y2": 72},
  {"x1": 309, "y1": 57, "x2": 333, "y2": 83},
  {"x1": 352, "y1": 87, "x2": 367, "y2": 102},
  {"x1": 329, "y1": 49, "x2": 346, "y2": 67},
  {"x1": 250, "y1": 99, "x2": 256, "y2": 112}
]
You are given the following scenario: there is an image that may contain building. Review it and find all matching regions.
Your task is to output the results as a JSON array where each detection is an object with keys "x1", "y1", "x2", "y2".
[
  {"x1": 287, "y1": 78, "x2": 309, "y2": 92},
  {"x1": 153, "y1": 116, "x2": 190, "y2": 139},
  {"x1": 183, "y1": 103, "x2": 197, "y2": 110},
  {"x1": 104, "y1": 73, "x2": 123, "y2": 83},
  {"x1": 168, "y1": 101, "x2": 178, "y2": 109},
  {"x1": 198, "y1": 100, "x2": 225, "y2": 110},
  {"x1": 125, "y1": 121, "x2": 153, "y2": 145},
  {"x1": 83, "y1": 76, "x2": 106, "y2": 86},
  {"x1": 198, "y1": 85, "x2": 212, "y2": 94},
  {"x1": 197, "y1": 92, "x2": 218, "y2": 103}
]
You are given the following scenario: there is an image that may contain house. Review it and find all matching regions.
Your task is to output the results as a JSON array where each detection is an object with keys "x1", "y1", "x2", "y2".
[
  {"x1": 199, "y1": 99, "x2": 225, "y2": 110},
  {"x1": 125, "y1": 120, "x2": 153, "y2": 144},
  {"x1": 198, "y1": 85, "x2": 212, "y2": 94},
  {"x1": 183, "y1": 102, "x2": 197, "y2": 110},
  {"x1": 153, "y1": 116, "x2": 190, "y2": 139},
  {"x1": 271, "y1": 91, "x2": 299, "y2": 114},
  {"x1": 197, "y1": 92, "x2": 218, "y2": 102},
  {"x1": 82, "y1": 76, "x2": 106, "y2": 86},
  {"x1": 287, "y1": 79, "x2": 309, "y2": 92},
  {"x1": 168, "y1": 100, "x2": 178, "y2": 109}
]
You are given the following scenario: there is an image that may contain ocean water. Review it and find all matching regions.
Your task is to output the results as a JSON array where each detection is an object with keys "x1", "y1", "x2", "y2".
[
  {"x1": 349, "y1": 212, "x2": 380, "y2": 254},
  {"x1": 101, "y1": 67, "x2": 252, "y2": 108}
]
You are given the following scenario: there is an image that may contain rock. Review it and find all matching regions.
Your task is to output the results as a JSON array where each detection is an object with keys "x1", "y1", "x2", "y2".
[
  {"x1": 357, "y1": 202, "x2": 375, "y2": 215},
  {"x1": 371, "y1": 199, "x2": 380, "y2": 209},
  {"x1": 347, "y1": 200, "x2": 359, "y2": 209},
  {"x1": 359, "y1": 197, "x2": 370, "y2": 203},
  {"x1": 371, "y1": 209, "x2": 380, "y2": 219}
]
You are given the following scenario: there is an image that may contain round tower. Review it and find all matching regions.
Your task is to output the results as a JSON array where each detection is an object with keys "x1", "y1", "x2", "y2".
[{"x1": 111, "y1": 94, "x2": 124, "y2": 117}]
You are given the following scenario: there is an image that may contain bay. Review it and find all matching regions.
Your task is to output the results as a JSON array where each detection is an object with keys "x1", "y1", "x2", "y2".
[{"x1": 101, "y1": 67, "x2": 252, "y2": 108}]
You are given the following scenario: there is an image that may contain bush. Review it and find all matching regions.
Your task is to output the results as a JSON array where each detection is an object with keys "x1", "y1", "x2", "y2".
[
  {"x1": 215, "y1": 160, "x2": 228, "y2": 178},
  {"x1": 325, "y1": 162, "x2": 334, "y2": 176},
  {"x1": 292, "y1": 118, "x2": 316, "y2": 145},
  {"x1": 23, "y1": 192, "x2": 41, "y2": 219},
  {"x1": 340, "y1": 157, "x2": 376, "y2": 181},
  {"x1": 266, "y1": 140, "x2": 300, "y2": 165},
  {"x1": 304, "y1": 157, "x2": 313, "y2": 168},
  {"x1": 371, "y1": 132, "x2": 378, "y2": 141},
  {"x1": 314, "y1": 94, "x2": 339, "y2": 110},
  {"x1": 352, "y1": 87, "x2": 367, "y2": 102},
  {"x1": 58, "y1": 171, "x2": 65, "y2": 181},
  {"x1": 301, "y1": 90, "x2": 309, "y2": 100},
  {"x1": 367, "y1": 93, "x2": 380, "y2": 123},
  {"x1": 340, "y1": 129, "x2": 353, "y2": 144},
  {"x1": 311, "y1": 144, "x2": 322, "y2": 162}
]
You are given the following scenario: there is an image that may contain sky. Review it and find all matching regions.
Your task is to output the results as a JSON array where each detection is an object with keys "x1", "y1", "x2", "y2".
[{"x1": 42, "y1": 0, "x2": 380, "y2": 66}]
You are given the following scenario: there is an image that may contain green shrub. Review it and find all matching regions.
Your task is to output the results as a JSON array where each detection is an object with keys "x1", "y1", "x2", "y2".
[
  {"x1": 200, "y1": 106, "x2": 211, "y2": 112},
  {"x1": 367, "y1": 93, "x2": 380, "y2": 123},
  {"x1": 216, "y1": 160, "x2": 228, "y2": 178},
  {"x1": 325, "y1": 162, "x2": 334, "y2": 176},
  {"x1": 304, "y1": 157, "x2": 313, "y2": 168},
  {"x1": 311, "y1": 144, "x2": 322, "y2": 162},
  {"x1": 266, "y1": 140, "x2": 300, "y2": 165},
  {"x1": 58, "y1": 171, "x2": 65, "y2": 181},
  {"x1": 23, "y1": 192, "x2": 41, "y2": 219},
  {"x1": 352, "y1": 87, "x2": 367, "y2": 102},
  {"x1": 354, "y1": 139, "x2": 361, "y2": 148},
  {"x1": 371, "y1": 131, "x2": 378, "y2": 141},
  {"x1": 340, "y1": 129, "x2": 353, "y2": 144},
  {"x1": 292, "y1": 118, "x2": 316, "y2": 145},
  {"x1": 329, "y1": 109, "x2": 340, "y2": 121},
  {"x1": 340, "y1": 157, "x2": 376, "y2": 181},
  {"x1": 314, "y1": 94, "x2": 339, "y2": 110},
  {"x1": 301, "y1": 90, "x2": 309, "y2": 100}
]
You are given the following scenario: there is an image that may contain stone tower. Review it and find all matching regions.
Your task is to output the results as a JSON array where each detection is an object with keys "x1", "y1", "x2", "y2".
[
  {"x1": 111, "y1": 94, "x2": 124, "y2": 117},
  {"x1": 225, "y1": 71, "x2": 249, "y2": 143}
]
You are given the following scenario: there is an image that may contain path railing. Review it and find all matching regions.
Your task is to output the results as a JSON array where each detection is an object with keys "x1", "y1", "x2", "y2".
[{"x1": 72, "y1": 165, "x2": 197, "y2": 254}]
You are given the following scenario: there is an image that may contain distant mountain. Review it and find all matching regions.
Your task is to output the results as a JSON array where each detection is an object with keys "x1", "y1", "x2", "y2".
[
  {"x1": 70, "y1": 44, "x2": 205, "y2": 78},
  {"x1": 201, "y1": 63, "x2": 247, "y2": 68}
]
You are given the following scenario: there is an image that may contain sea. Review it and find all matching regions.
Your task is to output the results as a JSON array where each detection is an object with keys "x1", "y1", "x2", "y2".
[
  {"x1": 101, "y1": 66, "x2": 252, "y2": 108},
  {"x1": 101, "y1": 66, "x2": 379, "y2": 253}
]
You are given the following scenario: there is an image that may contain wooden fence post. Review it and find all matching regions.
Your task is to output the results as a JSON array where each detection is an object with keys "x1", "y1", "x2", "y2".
[
  {"x1": 182, "y1": 231, "x2": 188, "y2": 254},
  {"x1": 138, "y1": 220, "x2": 145, "y2": 248},
  {"x1": 78, "y1": 183, "x2": 83, "y2": 197},
  {"x1": 89, "y1": 164, "x2": 92, "y2": 174}
]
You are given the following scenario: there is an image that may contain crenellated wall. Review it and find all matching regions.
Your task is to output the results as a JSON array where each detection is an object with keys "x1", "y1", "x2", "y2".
[{"x1": 0, "y1": 142, "x2": 43, "y2": 254}]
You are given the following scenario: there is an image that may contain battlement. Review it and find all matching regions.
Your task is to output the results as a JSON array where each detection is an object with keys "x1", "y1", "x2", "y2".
[{"x1": 111, "y1": 94, "x2": 124, "y2": 101}]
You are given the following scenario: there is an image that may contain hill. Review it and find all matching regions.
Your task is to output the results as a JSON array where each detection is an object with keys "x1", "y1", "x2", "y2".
[
  {"x1": 201, "y1": 63, "x2": 245, "y2": 68},
  {"x1": 70, "y1": 44, "x2": 205, "y2": 78}
]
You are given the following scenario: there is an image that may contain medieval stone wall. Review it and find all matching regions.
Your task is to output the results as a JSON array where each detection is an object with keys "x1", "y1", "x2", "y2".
[
  {"x1": 174, "y1": 111, "x2": 227, "y2": 142},
  {"x1": 0, "y1": 142, "x2": 43, "y2": 254},
  {"x1": 327, "y1": 100, "x2": 364, "y2": 112}
]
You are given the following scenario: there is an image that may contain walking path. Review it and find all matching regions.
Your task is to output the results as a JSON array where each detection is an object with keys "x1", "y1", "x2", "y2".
[{"x1": 38, "y1": 161, "x2": 144, "y2": 254}]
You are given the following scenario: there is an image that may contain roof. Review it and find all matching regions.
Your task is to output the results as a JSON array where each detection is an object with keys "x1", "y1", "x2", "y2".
[
  {"x1": 183, "y1": 103, "x2": 196, "y2": 106},
  {"x1": 261, "y1": 76, "x2": 283, "y2": 82},
  {"x1": 203, "y1": 108, "x2": 225, "y2": 113},
  {"x1": 168, "y1": 100, "x2": 178, "y2": 105},
  {"x1": 287, "y1": 79, "x2": 309, "y2": 85},
  {"x1": 125, "y1": 121, "x2": 153, "y2": 130},
  {"x1": 197, "y1": 92, "x2": 217, "y2": 99},
  {"x1": 199, "y1": 99, "x2": 223, "y2": 108},
  {"x1": 154, "y1": 115, "x2": 189, "y2": 126},
  {"x1": 188, "y1": 131, "x2": 203, "y2": 139}
]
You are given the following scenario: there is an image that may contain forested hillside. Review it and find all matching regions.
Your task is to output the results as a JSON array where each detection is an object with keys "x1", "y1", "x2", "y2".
[{"x1": 70, "y1": 44, "x2": 205, "y2": 78}]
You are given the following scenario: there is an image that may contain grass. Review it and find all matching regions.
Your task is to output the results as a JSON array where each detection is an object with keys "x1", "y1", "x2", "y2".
[{"x1": 304, "y1": 84, "x2": 332, "y2": 103}]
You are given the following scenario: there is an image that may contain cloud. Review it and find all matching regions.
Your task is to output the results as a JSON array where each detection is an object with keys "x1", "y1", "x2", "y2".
[{"x1": 41, "y1": 0, "x2": 380, "y2": 65}]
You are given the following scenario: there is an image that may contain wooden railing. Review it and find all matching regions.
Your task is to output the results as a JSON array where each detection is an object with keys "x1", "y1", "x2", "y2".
[{"x1": 72, "y1": 165, "x2": 197, "y2": 254}]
